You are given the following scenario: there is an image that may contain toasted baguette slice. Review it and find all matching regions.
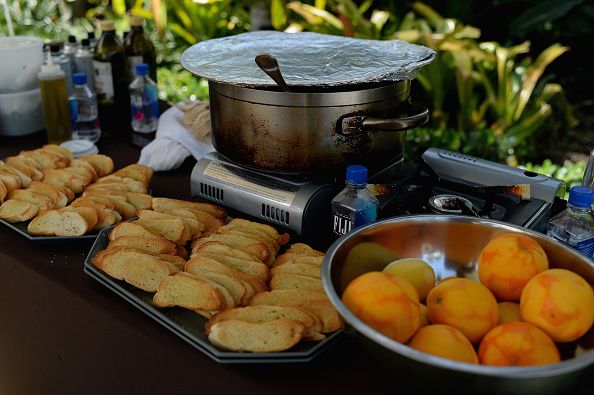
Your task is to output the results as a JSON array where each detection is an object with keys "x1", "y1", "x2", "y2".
[
  {"x1": 161, "y1": 208, "x2": 224, "y2": 231},
  {"x1": 0, "y1": 200, "x2": 39, "y2": 222},
  {"x1": 17, "y1": 155, "x2": 42, "y2": 171},
  {"x1": 79, "y1": 154, "x2": 114, "y2": 177},
  {"x1": 93, "y1": 249, "x2": 178, "y2": 292},
  {"x1": 0, "y1": 163, "x2": 32, "y2": 188},
  {"x1": 42, "y1": 144, "x2": 73, "y2": 160},
  {"x1": 7, "y1": 189, "x2": 54, "y2": 212},
  {"x1": 109, "y1": 221, "x2": 164, "y2": 241},
  {"x1": 108, "y1": 236, "x2": 177, "y2": 255},
  {"x1": 122, "y1": 192, "x2": 152, "y2": 210},
  {"x1": 74, "y1": 195, "x2": 116, "y2": 210},
  {"x1": 69, "y1": 159, "x2": 98, "y2": 180},
  {"x1": 205, "y1": 305, "x2": 323, "y2": 341},
  {"x1": 26, "y1": 183, "x2": 67, "y2": 208},
  {"x1": 191, "y1": 241, "x2": 256, "y2": 261},
  {"x1": 4, "y1": 156, "x2": 43, "y2": 180},
  {"x1": 27, "y1": 209, "x2": 88, "y2": 236},
  {"x1": 0, "y1": 181, "x2": 6, "y2": 204},
  {"x1": 284, "y1": 301, "x2": 343, "y2": 333},
  {"x1": 287, "y1": 243, "x2": 325, "y2": 256},
  {"x1": 192, "y1": 271, "x2": 246, "y2": 307},
  {"x1": 153, "y1": 272, "x2": 225, "y2": 311},
  {"x1": 270, "y1": 273, "x2": 324, "y2": 291},
  {"x1": 271, "y1": 262, "x2": 320, "y2": 279},
  {"x1": 185, "y1": 256, "x2": 267, "y2": 294},
  {"x1": 62, "y1": 206, "x2": 99, "y2": 230},
  {"x1": 208, "y1": 319, "x2": 304, "y2": 352},
  {"x1": 94, "y1": 209, "x2": 117, "y2": 230},
  {"x1": 249, "y1": 290, "x2": 329, "y2": 305},
  {"x1": 137, "y1": 209, "x2": 204, "y2": 238},
  {"x1": 113, "y1": 164, "x2": 153, "y2": 185},
  {"x1": 226, "y1": 218, "x2": 289, "y2": 245},
  {"x1": 152, "y1": 197, "x2": 227, "y2": 219},
  {"x1": 134, "y1": 218, "x2": 190, "y2": 246},
  {"x1": 86, "y1": 181, "x2": 148, "y2": 194},
  {"x1": 189, "y1": 252, "x2": 270, "y2": 283},
  {"x1": 103, "y1": 246, "x2": 186, "y2": 270},
  {"x1": 20, "y1": 150, "x2": 69, "y2": 169},
  {"x1": 0, "y1": 173, "x2": 21, "y2": 192},
  {"x1": 273, "y1": 254, "x2": 324, "y2": 268},
  {"x1": 192, "y1": 234, "x2": 272, "y2": 266},
  {"x1": 62, "y1": 166, "x2": 95, "y2": 183},
  {"x1": 43, "y1": 168, "x2": 90, "y2": 194},
  {"x1": 29, "y1": 180, "x2": 75, "y2": 202},
  {"x1": 176, "y1": 244, "x2": 187, "y2": 258}
]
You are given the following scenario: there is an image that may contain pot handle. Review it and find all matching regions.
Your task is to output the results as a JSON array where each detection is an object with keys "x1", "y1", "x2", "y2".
[{"x1": 341, "y1": 103, "x2": 429, "y2": 134}]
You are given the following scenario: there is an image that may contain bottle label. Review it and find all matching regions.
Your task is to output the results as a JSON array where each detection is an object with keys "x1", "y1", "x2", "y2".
[
  {"x1": 130, "y1": 84, "x2": 159, "y2": 132},
  {"x1": 68, "y1": 98, "x2": 78, "y2": 132},
  {"x1": 128, "y1": 56, "x2": 144, "y2": 80},
  {"x1": 575, "y1": 237, "x2": 594, "y2": 258},
  {"x1": 333, "y1": 211, "x2": 354, "y2": 236},
  {"x1": 93, "y1": 60, "x2": 114, "y2": 101}
]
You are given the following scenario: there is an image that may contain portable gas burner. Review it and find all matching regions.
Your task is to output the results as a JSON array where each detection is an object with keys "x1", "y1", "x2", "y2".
[{"x1": 191, "y1": 148, "x2": 566, "y2": 240}]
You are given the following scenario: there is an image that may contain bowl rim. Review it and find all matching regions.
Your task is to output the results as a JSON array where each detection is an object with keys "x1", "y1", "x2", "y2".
[{"x1": 322, "y1": 214, "x2": 594, "y2": 378}]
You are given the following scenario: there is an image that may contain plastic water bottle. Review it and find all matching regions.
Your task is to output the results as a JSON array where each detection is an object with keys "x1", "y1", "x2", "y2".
[
  {"x1": 129, "y1": 63, "x2": 158, "y2": 146},
  {"x1": 547, "y1": 186, "x2": 594, "y2": 259},
  {"x1": 64, "y1": 35, "x2": 78, "y2": 67},
  {"x1": 50, "y1": 43, "x2": 73, "y2": 95},
  {"x1": 69, "y1": 73, "x2": 101, "y2": 143},
  {"x1": 331, "y1": 165, "x2": 379, "y2": 237},
  {"x1": 74, "y1": 38, "x2": 95, "y2": 92}
]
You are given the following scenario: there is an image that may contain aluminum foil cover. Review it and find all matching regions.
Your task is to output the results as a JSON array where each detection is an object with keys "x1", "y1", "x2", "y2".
[{"x1": 181, "y1": 31, "x2": 435, "y2": 88}]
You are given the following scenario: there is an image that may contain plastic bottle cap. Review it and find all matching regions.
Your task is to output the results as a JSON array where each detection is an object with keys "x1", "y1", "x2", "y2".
[
  {"x1": 81, "y1": 38, "x2": 90, "y2": 47},
  {"x1": 568, "y1": 186, "x2": 594, "y2": 208},
  {"x1": 49, "y1": 43, "x2": 61, "y2": 53},
  {"x1": 68, "y1": 35, "x2": 77, "y2": 43},
  {"x1": 60, "y1": 140, "x2": 98, "y2": 158},
  {"x1": 346, "y1": 165, "x2": 368, "y2": 185},
  {"x1": 87, "y1": 31, "x2": 95, "y2": 39},
  {"x1": 135, "y1": 63, "x2": 149, "y2": 76},
  {"x1": 130, "y1": 15, "x2": 143, "y2": 27},
  {"x1": 73, "y1": 73, "x2": 87, "y2": 85},
  {"x1": 99, "y1": 20, "x2": 115, "y2": 31}
]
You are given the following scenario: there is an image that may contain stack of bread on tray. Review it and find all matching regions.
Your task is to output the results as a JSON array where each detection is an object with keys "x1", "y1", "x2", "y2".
[
  {"x1": 0, "y1": 144, "x2": 154, "y2": 236},
  {"x1": 91, "y1": 197, "x2": 344, "y2": 352}
]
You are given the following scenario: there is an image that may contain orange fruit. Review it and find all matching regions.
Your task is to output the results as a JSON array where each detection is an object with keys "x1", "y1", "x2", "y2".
[
  {"x1": 478, "y1": 234, "x2": 548, "y2": 301},
  {"x1": 409, "y1": 324, "x2": 478, "y2": 364},
  {"x1": 383, "y1": 258, "x2": 436, "y2": 300},
  {"x1": 419, "y1": 303, "x2": 430, "y2": 327},
  {"x1": 498, "y1": 302, "x2": 522, "y2": 324},
  {"x1": 520, "y1": 269, "x2": 594, "y2": 342},
  {"x1": 342, "y1": 271, "x2": 420, "y2": 343},
  {"x1": 427, "y1": 277, "x2": 498, "y2": 343},
  {"x1": 478, "y1": 322, "x2": 560, "y2": 366}
]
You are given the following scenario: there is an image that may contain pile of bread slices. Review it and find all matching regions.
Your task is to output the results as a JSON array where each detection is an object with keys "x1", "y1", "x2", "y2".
[
  {"x1": 92, "y1": 197, "x2": 343, "y2": 353},
  {"x1": 0, "y1": 144, "x2": 154, "y2": 236}
]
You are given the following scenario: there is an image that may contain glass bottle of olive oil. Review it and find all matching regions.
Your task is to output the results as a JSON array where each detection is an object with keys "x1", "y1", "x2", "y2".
[
  {"x1": 93, "y1": 20, "x2": 128, "y2": 136},
  {"x1": 38, "y1": 62, "x2": 72, "y2": 144},
  {"x1": 125, "y1": 16, "x2": 157, "y2": 83}
]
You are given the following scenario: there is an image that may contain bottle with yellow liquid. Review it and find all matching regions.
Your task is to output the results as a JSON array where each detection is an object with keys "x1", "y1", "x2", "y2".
[{"x1": 38, "y1": 61, "x2": 72, "y2": 144}]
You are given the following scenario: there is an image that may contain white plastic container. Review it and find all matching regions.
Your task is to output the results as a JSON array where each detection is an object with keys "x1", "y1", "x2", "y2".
[
  {"x1": 0, "y1": 88, "x2": 44, "y2": 136},
  {"x1": 0, "y1": 36, "x2": 44, "y2": 93}
]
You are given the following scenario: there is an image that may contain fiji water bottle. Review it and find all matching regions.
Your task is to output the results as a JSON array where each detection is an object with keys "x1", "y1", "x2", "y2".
[
  {"x1": 332, "y1": 165, "x2": 379, "y2": 237},
  {"x1": 129, "y1": 63, "x2": 158, "y2": 147},
  {"x1": 69, "y1": 73, "x2": 101, "y2": 143},
  {"x1": 547, "y1": 186, "x2": 594, "y2": 259}
]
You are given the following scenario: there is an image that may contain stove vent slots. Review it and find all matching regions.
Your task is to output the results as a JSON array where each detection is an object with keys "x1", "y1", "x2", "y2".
[
  {"x1": 261, "y1": 204, "x2": 290, "y2": 225},
  {"x1": 199, "y1": 182, "x2": 224, "y2": 202}
]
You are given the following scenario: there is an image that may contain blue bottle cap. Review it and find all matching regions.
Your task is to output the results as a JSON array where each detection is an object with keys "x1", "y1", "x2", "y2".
[
  {"x1": 346, "y1": 165, "x2": 368, "y2": 186},
  {"x1": 568, "y1": 186, "x2": 594, "y2": 208},
  {"x1": 73, "y1": 72, "x2": 87, "y2": 85},
  {"x1": 135, "y1": 63, "x2": 149, "y2": 76}
]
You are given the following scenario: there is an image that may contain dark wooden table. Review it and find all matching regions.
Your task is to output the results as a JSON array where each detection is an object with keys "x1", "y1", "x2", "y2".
[{"x1": 1, "y1": 132, "x2": 593, "y2": 395}]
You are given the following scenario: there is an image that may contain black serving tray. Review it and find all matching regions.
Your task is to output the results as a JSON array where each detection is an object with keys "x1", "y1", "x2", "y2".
[
  {"x1": 0, "y1": 219, "x2": 99, "y2": 242},
  {"x1": 83, "y1": 227, "x2": 342, "y2": 364}
]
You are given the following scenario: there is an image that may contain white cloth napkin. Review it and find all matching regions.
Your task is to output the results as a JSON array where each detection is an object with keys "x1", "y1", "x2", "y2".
[{"x1": 138, "y1": 105, "x2": 214, "y2": 171}]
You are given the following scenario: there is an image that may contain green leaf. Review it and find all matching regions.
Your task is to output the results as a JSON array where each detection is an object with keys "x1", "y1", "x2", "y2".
[
  {"x1": 271, "y1": 0, "x2": 287, "y2": 30},
  {"x1": 169, "y1": 22, "x2": 197, "y2": 44},
  {"x1": 411, "y1": 2, "x2": 443, "y2": 28},
  {"x1": 113, "y1": 0, "x2": 127, "y2": 16},
  {"x1": 314, "y1": 0, "x2": 326, "y2": 9}
]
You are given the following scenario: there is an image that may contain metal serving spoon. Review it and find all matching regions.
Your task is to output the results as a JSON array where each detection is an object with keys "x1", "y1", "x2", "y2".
[{"x1": 255, "y1": 54, "x2": 290, "y2": 92}]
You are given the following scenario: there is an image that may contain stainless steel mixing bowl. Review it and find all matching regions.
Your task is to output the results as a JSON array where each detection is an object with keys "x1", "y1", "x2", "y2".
[{"x1": 322, "y1": 215, "x2": 594, "y2": 395}]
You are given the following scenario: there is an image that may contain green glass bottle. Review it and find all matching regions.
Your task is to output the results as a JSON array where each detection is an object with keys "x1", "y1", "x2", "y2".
[
  {"x1": 93, "y1": 20, "x2": 128, "y2": 136},
  {"x1": 125, "y1": 16, "x2": 157, "y2": 83}
]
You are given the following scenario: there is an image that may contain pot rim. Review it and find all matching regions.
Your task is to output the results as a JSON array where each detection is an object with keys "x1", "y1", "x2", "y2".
[
  {"x1": 208, "y1": 80, "x2": 410, "y2": 107},
  {"x1": 322, "y1": 214, "x2": 594, "y2": 379}
]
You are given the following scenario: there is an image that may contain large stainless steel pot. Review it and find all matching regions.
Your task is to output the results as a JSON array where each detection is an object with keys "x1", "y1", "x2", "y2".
[
  {"x1": 322, "y1": 215, "x2": 594, "y2": 395},
  {"x1": 208, "y1": 80, "x2": 428, "y2": 174}
]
